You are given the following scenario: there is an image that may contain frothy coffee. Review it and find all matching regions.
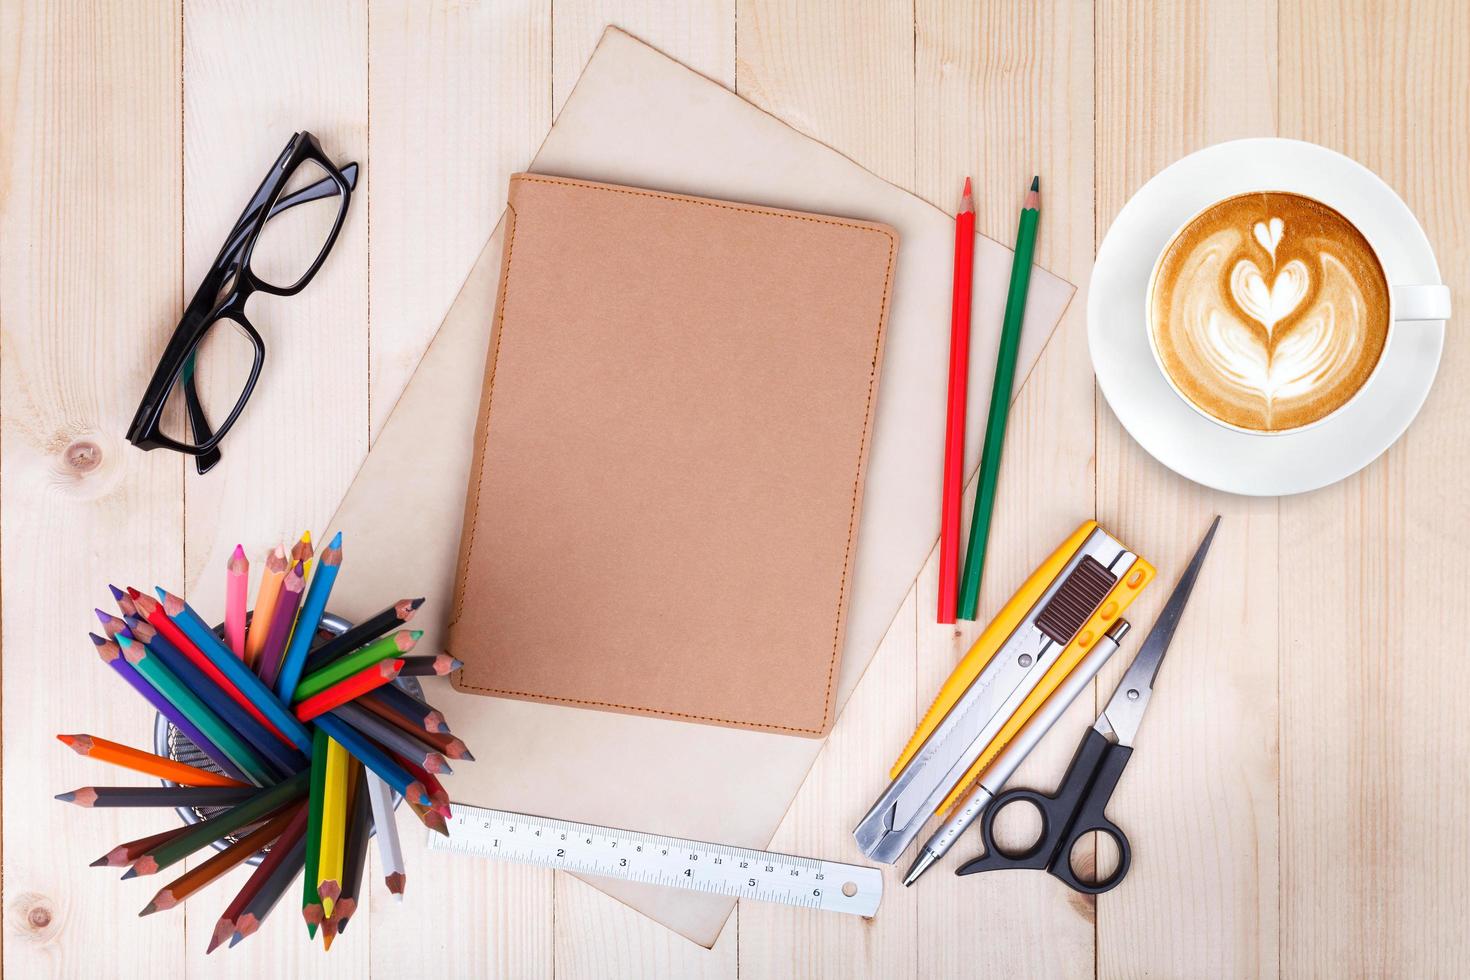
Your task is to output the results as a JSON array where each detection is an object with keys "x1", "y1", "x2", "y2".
[{"x1": 1149, "y1": 192, "x2": 1390, "y2": 432}]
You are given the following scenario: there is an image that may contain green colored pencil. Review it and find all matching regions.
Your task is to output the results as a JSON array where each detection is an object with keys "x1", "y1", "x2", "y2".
[
  {"x1": 116, "y1": 634, "x2": 275, "y2": 786},
  {"x1": 122, "y1": 770, "x2": 308, "y2": 878},
  {"x1": 292, "y1": 630, "x2": 421, "y2": 703},
  {"x1": 957, "y1": 177, "x2": 1041, "y2": 621},
  {"x1": 302, "y1": 728, "x2": 330, "y2": 938}
]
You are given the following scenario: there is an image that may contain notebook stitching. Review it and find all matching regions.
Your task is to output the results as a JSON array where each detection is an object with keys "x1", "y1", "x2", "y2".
[{"x1": 454, "y1": 174, "x2": 896, "y2": 735}]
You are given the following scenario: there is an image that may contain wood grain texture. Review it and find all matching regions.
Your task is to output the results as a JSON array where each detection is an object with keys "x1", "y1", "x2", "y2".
[
  {"x1": 4, "y1": 2, "x2": 1470, "y2": 976},
  {"x1": 1277, "y1": 1, "x2": 1470, "y2": 974},
  {"x1": 1094, "y1": 2, "x2": 1280, "y2": 977},
  {"x1": 0, "y1": 1, "x2": 185, "y2": 976},
  {"x1": 913, "y1": 0, "x2": 1097, "y2": 974},
  {"x1": 366, "y1": 4, "x2": 556, "y2": 975}
]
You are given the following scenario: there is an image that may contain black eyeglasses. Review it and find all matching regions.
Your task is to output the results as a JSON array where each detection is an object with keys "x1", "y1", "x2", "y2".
[{"x1": 127, "y1": 132, "x2": 357, "y2": 474}]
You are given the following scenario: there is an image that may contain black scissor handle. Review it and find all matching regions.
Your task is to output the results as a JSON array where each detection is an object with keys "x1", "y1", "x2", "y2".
[{"x1": 957, "y1": 728, "x2": 1135, "y2": 895}]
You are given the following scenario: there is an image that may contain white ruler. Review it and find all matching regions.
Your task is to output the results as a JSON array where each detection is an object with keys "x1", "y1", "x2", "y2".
[{"x1": 428, "y1": 802, "x2": 883, "y2": 917}]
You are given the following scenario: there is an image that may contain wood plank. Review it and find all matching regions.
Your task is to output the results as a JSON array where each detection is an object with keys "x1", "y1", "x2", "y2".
[
  {"x1": 730, "y1": 2, "x2": 915, "y2": 977},
  {"x1": 179, "y1": 0, "x2": 367, "y2": 969},
  {"x1": 738, "y1": 595, "x2": 919, "y2": 980},
  {"x1": 912, "y1": 0, "x2": 1096, "y2": 974},
  {"x1": 1093, "y1": 2, "x2": 1280, "y2": 977},
  {"x1": 0, "y1": 1, "x2": 184, "y2": 975},
  {"x1": 734, "y1": 0, "x2": 914, "y2": 188},
  {"x1": 1276, "y1": 1, "x2": 1470, "y2": 973},
  {"x1": 547, "y1": 4, "x2": 737, "y2": 977},
  {"x1": 366, "y1": 2, "x2": 556, "y2": 975},
  {"x1": 367, "y1": 0, "x2": 552, "y2": 437}
]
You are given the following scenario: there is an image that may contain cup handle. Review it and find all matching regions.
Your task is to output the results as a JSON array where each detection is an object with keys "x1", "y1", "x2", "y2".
[{"x1": 1393, "y1": 283, "x2": 1452, "y2": 322}]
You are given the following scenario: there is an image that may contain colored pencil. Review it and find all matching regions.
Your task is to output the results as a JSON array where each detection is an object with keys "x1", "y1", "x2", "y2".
[
  {"x1": 329, "y1": 701, "x2": 451, "y2": 774},
  {"x1": 957, "y1": 177, "x2": 1041, "y2": 621},
  {"x1": 409, "y1": 799, "x2": 448, "y2": 836},
  {"x1": 393, "y1": 750, "x2": 451, "y2": 816},
  {"x1": 90, "y1": 822, "x2": 193, "y2": 868},
  {"x1": 938, "y1": 177, "x2": 977, "y2": 625},
  {"x1": 302, "y1": 727, "x2": 330, "y2": 937},
  {"x1": 244, "y1": 544, "x2": 287, "y2": 669},
  {"x1": 109, "y1": 583, "x2": 138, "y2": 618},
  {"x1": 94, "y1": 607, "x2": 127, "y2": 639},
  {"x1": 291, "y1": 530, "x2": 314, "y2": 580},
  {"x1": 311, "y1": 712, "x2": 432, "y2": 807},
  {"x1": 134, "y1": 590, "x2": 284, "y2": 744},
  {"x1": 365, "y1": 682, "x2": 448, "y2": 733},
  {"x1": 355, "y1": 696, "x2": 474, "y2": 760},
  {"x1": 316, "y1": 739, "x2": 350, "y2": 921},
  {"x1": 396, "y1": 653, "x2": 462, "y2": 677},
  {"x1": 124, "y1": 769, "x2": 309, "y2": 877},
  {"x1": 230, "y1": 833, "x2": 307, "y2": 948},
  {"x1": 139, "y1": 803, "x2": 298, "y2": 916},
  {"x1": 56, "y1": 785, "x2": 257, "y2": 808},
  {"x1": 116, "y1": 634, "x2": 277, "y2": 787},
  {"x1": 275, "y1": 531, "x2": 342, "y2": 702},
  {"x1": 295, "y1": 659, "x2": 403, "y2": 723},
  {"x1": 57, "y1": 733, "x2": 250, "y2": 788},
  {"x1": 158, "y1": 591, "x2": 314, "y2": 755},
  {"x1": 364, "y1": 770, "x2": 405, "y2": 900},
  {"x1": 294, "y1": 630, "x2": 419, "y2": 703},
  {"x1": 209, "y1": 803, "x2": 309, "y2": 952},
  {"x1": 126, "y1": 617, "x2": 301, "y2": 779},
  {"x1": 301, "y1": 597, "x2": 423, "y2": 675},
  {"x1": 225, "y1": 544, "x2": 248, "y2": 658},
  {"x1": 88, "y1": 633, "x2": 252, "y2": 785},
  {"x1": 331, "y1": 768, "x2": 372, "y2": 935},
  {"x1": 256, "y1": 560, "x2": 306, "y2": 687}
]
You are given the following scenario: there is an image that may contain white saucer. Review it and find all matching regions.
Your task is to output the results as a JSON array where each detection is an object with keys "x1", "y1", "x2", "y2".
[{"x1": 1088, "y1": 138, "x2": 1447, "y2": 496}]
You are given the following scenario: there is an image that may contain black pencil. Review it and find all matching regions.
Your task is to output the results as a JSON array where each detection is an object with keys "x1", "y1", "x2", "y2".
[
  {"x1": 56, "y1": 785, "x2": 258, "y2": 808},
  {"x1": 301, "y1": 598, "x2": 424, "y2": 675},
  {"x1": 395, "y1": 653, "x2": 462, "y2": 677},
  {"x1": 331, "y1": 771, "x2": 374, "y2": 936},
  {"x1": 365, "y1": 685, "x2": 449, "y2": 734}
]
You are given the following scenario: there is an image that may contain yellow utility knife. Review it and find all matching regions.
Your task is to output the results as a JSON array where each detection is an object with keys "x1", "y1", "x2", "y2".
[{"x1": 853, "y1": 521, "x2": 1153, "y2": 864}]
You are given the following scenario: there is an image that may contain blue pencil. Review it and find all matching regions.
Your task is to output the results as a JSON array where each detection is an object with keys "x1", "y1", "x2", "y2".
[
  {"x1": 127, "y1": 616, "x2": 303, "y2": 779},
  {"x1": 88, "y1": 632, "x2": 255, "y2": 785},
  {"x1": 157, "y1": 589, "x2": 315, "y2": 756},
  {"x1": 311, "y1": 712, "x2": 432, "y2": 807},
  {"x1": 274, "y1": 531, "x2": 342, "y2": 703}
]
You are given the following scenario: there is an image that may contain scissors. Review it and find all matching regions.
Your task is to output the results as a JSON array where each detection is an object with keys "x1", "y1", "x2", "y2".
[{"x1": 955, "y1": 516, "x2": 1219, "y2": 894}]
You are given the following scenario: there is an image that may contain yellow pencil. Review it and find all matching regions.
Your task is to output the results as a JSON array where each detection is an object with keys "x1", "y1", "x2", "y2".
[
  {"x1": 316, "y1": 737, "x2": 349, "y2": 922},
  {"x1": 244, "y1": 543, "x2": 288, "y2": 669}
]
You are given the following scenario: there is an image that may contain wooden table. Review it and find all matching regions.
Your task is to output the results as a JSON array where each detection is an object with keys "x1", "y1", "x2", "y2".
[{"x1": 4, "y1": 2, "x2": 1466, "y2": 976}]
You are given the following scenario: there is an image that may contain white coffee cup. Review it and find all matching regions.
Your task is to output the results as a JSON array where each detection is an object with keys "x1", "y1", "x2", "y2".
[{"x1": 1146, "y1": 190, "x2": 1452, "y2": 436}]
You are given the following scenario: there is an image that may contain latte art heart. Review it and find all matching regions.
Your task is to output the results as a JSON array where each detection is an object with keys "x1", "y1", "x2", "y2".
[{"x1": 1150, "y1": 192, "x2": 1390, "y2": 432}]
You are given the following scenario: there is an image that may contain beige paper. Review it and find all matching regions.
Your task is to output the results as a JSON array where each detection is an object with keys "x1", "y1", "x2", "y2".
[{"x1": 325, "y1": 27, "x2": 1074, "y2": 946}]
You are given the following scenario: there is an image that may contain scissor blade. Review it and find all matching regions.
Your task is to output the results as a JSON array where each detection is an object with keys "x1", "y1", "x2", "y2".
[{"x1": 1097, "y1": 516, "x2": 1220, "y2": 747}]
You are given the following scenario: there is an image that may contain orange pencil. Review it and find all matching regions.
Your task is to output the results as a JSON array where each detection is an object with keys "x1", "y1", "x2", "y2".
[
  {"x1": 57, "y1": 734, "x2": 250, "y2": 788},
  {"x1": 244, "y1": 544, "x2": 287, "y2": 670}
]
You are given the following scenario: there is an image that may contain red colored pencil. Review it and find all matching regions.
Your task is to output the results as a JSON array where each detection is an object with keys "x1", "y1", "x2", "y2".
[
  {"x1": 294, "y1": 659, "x2": 404, "y2": 723},
  {"x1": 938, "y1": 177, "x2": 977, "y2": 624}
]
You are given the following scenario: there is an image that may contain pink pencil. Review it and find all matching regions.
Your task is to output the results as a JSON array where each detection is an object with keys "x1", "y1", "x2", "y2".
[
  {"x1": 225, "y1": 544, "x2": 248, "y2": 658},
  {"x1": 256, "y1": 561, "x2": 306, "y2": 688}
]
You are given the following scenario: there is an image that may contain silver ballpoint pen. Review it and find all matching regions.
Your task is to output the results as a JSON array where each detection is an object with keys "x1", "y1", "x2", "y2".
[{"x1": 902, "y1": 618, "x2": 1131, "y2": 886}]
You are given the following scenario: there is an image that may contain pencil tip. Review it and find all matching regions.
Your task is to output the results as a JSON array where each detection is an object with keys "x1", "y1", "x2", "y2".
[
  {"x1": 89, "y1": 856, "x2": 108, "y2": 867},
  {"x1": 88, "y1": 632, "x2": 106, "y2": 646},
  {"x1": 1031, "y1": 175, "x2": 1039, "y2": 191},
  {"x1": 55, "y1": 791, "x2": 75, "y2": 803},
  {"x1": 232, "y1": 542, "x2": 245, "y2": 558},
  {"x1": 108, "y1": 584, "x2": 125, "y2": 600},
  {"x1": 121, "y1": 868, "x2": 137, "y2": 880},
  {"x1": 328, "y1": 530, "x2": 342, "y2": 547},
  {"x1": 138, "y1": 902, "x2": 157, "y2": 917},
  {"x1": 410, "y1": 597, "x2": 426, "y2": 609},
  {"x1": 963, "y1": 176, "x2": 971, "y2": 196}
]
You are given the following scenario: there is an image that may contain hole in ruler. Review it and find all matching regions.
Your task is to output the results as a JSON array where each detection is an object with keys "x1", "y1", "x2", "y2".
[{"x1": 841, "y1": 881, "x2": 858, "y2": 898}]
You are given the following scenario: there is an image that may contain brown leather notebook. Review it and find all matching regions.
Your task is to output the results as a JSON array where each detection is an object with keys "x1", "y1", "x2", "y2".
[{"x1": 447, "y1": 173, "x2": 897, "y2": 736}]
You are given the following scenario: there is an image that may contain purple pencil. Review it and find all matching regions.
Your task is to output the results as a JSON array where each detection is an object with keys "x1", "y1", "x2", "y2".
[
  {"x1": 87, "y1": 633, "x2": 255, "y2": 785},
  {"x1": 255, "y1": 560, "x2": 306, "y2": 687}
]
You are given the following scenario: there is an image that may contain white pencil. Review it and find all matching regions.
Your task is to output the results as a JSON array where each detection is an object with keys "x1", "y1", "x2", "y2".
[{"x1": 365, "y1": 770, "x2": 406, "y2": 900}]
